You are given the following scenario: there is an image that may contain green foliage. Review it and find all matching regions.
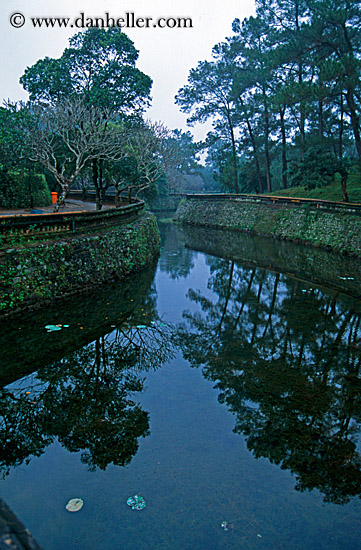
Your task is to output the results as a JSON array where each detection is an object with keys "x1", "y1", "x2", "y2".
[
  {"x1": 176, "y1": 0, "x2": 361, "y2": 196},
  {"x1": 0, "y1": 168, "x2": 50, "y2": 208},
  {"x1": 289, "y1": 146, "x2": 337, "y2": 190},
  {"x1": 20, "y1": 28, "x2": 152, "y2": 114},
  {"x1": 141, "y1": 172, "x2": 168, "y2": 207},
  {"x1": 176, "y1": 58, "x2": 240, "y2": 193},
  {"x1": 0, "y1": 168, "x2": 17, "y2": 208},
  {"x1": 17, "y1": 28, "x2": 154, "y2": 210}
]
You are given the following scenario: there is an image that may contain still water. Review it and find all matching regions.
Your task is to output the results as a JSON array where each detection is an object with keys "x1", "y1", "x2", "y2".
[{"x1": 1, "y1": 223, "x2": 361, "y2": 549}]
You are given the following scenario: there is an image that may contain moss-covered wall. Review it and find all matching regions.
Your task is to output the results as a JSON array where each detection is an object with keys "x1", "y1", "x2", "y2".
[
  {"x1": 174, "y1": 199, "x2": 361, "y2": 257},
  {"x1": 0, "y1": 213, "x2": 160, "y2": 316}
]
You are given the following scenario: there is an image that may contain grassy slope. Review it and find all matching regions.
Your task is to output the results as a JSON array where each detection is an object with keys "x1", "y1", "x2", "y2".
[{"x1": 270, "y1": 172, "x2": 361, "y2": 203}]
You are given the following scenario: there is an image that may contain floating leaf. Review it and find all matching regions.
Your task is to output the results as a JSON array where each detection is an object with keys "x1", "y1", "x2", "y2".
[
  {"x1": 45, "y1": 324, "x2": 69, "y2": 332},
  {"x1": 126, "y1": 495, "x2": 146, "y2": 510},
  {"x1": 65, "y1": 498, "x2": 84, "y2": 512},
  {"x1": 45, "y1": 325, "x2": 62, "y2": 332}
]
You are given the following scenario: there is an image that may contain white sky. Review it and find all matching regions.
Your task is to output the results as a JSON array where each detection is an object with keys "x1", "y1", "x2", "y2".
[{"x1": 1, "y1": 0, "x2": 255, "y2": 141}]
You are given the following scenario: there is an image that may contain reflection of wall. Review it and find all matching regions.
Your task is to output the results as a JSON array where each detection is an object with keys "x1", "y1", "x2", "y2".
[
  {"x1": 0, "y1": 262, "x2": 158, "y2": 386},
  {"x1": 0, "y1": 497, "x2": 42, "y2": 549},
  {"x1": 179, "y1": 225, "x2": 361, "y2": 301},
  {"x1": 0, "y1": 214, "x2": 160, "y2": 317},
  {"x1": 175, "y1": 199, "x2": 361, "y2": 257}
]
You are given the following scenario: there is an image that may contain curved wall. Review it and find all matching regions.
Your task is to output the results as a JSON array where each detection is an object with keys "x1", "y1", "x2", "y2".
[{"x1": 0, "y1": 213, "x2": 160, "y2": 317}]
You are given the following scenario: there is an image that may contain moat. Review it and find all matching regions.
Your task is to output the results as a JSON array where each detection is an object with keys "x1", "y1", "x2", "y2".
[{"x1": 1, "y1": 222, "x2": 361, "y2": 550}]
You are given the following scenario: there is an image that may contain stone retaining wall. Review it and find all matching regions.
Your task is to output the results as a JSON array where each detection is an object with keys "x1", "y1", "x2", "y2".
[
  {"x1": 0, "y1": 213, "x2": 160, "y2": 317},
  {"x1": 174, "y1": 199, "x2": 361, "y2": 257}
]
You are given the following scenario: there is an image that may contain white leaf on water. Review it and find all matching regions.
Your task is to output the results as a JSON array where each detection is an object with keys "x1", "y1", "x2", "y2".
[{"x1": 65, "y1": 498, "x2": 84, "y2": 512}]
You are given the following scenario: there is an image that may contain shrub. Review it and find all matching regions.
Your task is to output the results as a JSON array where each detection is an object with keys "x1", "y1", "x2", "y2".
[{"x1": 0, "y1": 169, "x2": 51, "y2": 208}]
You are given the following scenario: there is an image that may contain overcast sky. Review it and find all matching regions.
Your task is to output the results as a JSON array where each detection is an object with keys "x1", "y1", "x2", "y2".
[{"x1": 1, "y1": 0, "x2": 255, "y2": 141}]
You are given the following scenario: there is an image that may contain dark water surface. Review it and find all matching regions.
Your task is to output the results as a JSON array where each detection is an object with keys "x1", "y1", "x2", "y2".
[{"x1": 1, "y1": 223, "x2": 361, "y2": 549}]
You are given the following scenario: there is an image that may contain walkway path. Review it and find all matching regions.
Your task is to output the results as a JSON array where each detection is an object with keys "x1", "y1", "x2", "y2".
[{"x1": 0, "y1": 199, "x2": 112, "y2": 217}]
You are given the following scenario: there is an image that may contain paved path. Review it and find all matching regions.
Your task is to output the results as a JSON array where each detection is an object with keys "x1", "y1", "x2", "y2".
[{"x1": 0, "y1": 199, "x2": 112, "y2": 217}]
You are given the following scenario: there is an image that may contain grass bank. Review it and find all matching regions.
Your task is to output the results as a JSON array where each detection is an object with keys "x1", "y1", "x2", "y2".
[{"x1": 270, "y1": 172, "x2": 361, "y2": 203}]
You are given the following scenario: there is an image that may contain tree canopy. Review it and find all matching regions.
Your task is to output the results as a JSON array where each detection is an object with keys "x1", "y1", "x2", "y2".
[
  {"x1": 176, "y1": 0, "x2": 361, "y2": 198},
  {"x1": 20, "y1": 28, "x2": 152, "y2": 115}
]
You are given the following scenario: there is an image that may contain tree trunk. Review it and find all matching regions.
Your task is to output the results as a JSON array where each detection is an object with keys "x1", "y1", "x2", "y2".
[
  {"x1": 263, "y1": 88, "x2": 272, "y2": 193},
  {"x1": 115, "y1": 184, "x2": 121, "y2": 207},
  {"x1": 218, "y1": 261, "x2": 234, "y2": 333},
  {"x1": 232, "y1": 269, "x2": 256, "y2": 332},
  {"x1": 246, "y1": 115, "x2": 263, "y2": 193},
  {"x1": 280, "y1": 106, "x2": 288, "y2": 189},
  {"x1": 92, "y1": 159, "x2": 101, "y2": 210},
  {"x1": 226, "y1": 109, "x2": 239, "y2": 193},
  {"x1": 298, "y1": 55, "x2": 305, "y2": 161},
  {"x1": 262, "y1": 273, "x2": 280, "y2": 339},
  {"x1": 238, "y1": 97, "x2": 263, "y2": 193},
  {"x1": 346, "y1": 87, "x2": 361, "y2": 165},
  {"x1": 296, "y1": 0, "x2": 305, "y2": 162},
  {"x1": 54, "y1": 182, "x2": 68, "y2": 212},
  {"x1": 231, "y1": 130, "x2": 239, "y2": 194},
  {"x1": 250, "y1": 271, "x2": 266, "y2": 345},
  {"x1": 98, "y1": 159, "x2": 104, "y2": 211},
  {"x1": 318, "y1": 99, "x2": 324, "y2": 139},
  {"x1": 340, "y1": 170, "x2": 349, "y2": 203},
  {"x1": 339, "y1": 94, "x2": 344, "y2": 160}
]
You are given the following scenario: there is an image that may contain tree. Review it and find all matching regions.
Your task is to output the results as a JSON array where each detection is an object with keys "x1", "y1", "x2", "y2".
[
  {"x1": 176, "y1": 0, "x2": 361, "y2": 196},
  {"x1": 19, "y1": 97, "x2": 125, "y2": 210},
  {"x1": 20, "y1": 28, "x2": 152, "y2": 209},
  {"x1": 20, "y1": 28, "x2": 152, "y2": 113},
  {"x1": 230, "y1": 15, "x2": 278, "y2": 193},
  {"x1": 176, "y1": 59, "x2": 240, "y2": 193},
  {"x1": 304, "y1": 0, "x2": 361, "y2": 165},
  {"x1": 0, "y1": 314, "x2": 176, "y2": 476},
  {"x1": 256, "y1": 0, "x2": 311, "y2": 161},
  {"x1": 111, "y1": 121, "x2": 181, "y2": 204}
]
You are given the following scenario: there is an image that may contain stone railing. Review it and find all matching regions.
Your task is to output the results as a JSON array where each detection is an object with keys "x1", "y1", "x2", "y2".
[
  {"x1": 0, "y1": 200, "x2": 145, "y2": 244},
  {"x1": 185, "y1": 193, "x2": 361, "y2": 216}
]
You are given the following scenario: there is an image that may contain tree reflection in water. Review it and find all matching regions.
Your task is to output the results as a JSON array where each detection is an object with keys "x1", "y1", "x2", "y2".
[
  {"x1": 0, "y1": 321, "x2": 175, "y2": 477},
  {"x1": 176, "y1": 257, "x2": 361, "y2": 504}
]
